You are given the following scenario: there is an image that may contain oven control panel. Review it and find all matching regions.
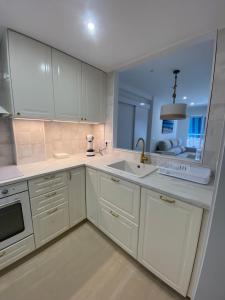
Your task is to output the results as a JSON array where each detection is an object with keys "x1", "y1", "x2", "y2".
[{"x1": 0, "y1": 181, "x2": 28, "y2": 198}]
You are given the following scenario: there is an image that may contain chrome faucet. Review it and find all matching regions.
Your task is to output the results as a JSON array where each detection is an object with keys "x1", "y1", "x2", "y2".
[{"x1": 136, "y1": 138, "x2": 148, "y2": 164}]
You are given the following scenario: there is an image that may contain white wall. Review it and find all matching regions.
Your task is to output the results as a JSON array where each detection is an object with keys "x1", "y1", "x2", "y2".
[
  {"x1": 116, "y1": 85, "x2": 153, "y2": 151},
  {"x1": 134, "y1": 106, "x2": 150, "y2": 151},
  {"x1": 117, "y1": 101, "x2": 135, "y2": 149},
  {"x1": 194, "y1": 127, "x2": 225, "y2": 300}
]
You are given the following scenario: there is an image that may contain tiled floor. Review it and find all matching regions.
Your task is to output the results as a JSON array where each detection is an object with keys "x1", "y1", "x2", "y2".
[{"x1": 0, "y1": 222, "x2": 184, "y2": 300}]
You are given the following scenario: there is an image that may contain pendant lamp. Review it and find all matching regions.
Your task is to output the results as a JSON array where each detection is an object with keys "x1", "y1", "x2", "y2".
[{"x1": 160, "y1": 70, "x2": 187, "y2": 120}]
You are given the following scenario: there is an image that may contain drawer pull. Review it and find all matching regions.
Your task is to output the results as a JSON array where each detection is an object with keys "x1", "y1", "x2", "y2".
[
  {"x1": 45, "y1": 191, "x2": 57, "y2": 198},
  {"x1": 0, "y1": 251, "x2": 6, "y2": 257},
  {"x1": 44, "y1": 175, "x2": 55, "y2": 180},
  {"x1": 110, "y1": 210, "x2": 119, "y2": 218},
  {"x1": 160, "y1": 195, "x2": 175, "y2": 204},
  {"x1": 47, "y1": 207, "x2": 58, "y2": 215},
  {"x1": 111, "y1": 177, "x2": 120, "y2": 183}
]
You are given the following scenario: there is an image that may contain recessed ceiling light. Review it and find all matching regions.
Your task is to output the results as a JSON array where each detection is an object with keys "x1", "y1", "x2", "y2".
[
  {"x1": 140, "y1": 102, "x2": 145, "y2": 106},
  {"x1": 190, "y1": 102, "x2": 195, "y2": 106},
  {"x1": 87, "y1": 22, "x2": 95, "y2": 32},
  {"x1": 183, "y1": 96, "x2": 187, "y2": 100}
]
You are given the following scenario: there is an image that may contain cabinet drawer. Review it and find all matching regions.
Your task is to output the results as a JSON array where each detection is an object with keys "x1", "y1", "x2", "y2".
[
  {"x1": 99, "y1": 201, "x2": 138, "y2": 258},
  {"x1": 0, "y1": 235, "x2": 35, "y2": 271},
  {"x1": 99, "y1": 172, "x2": 140, "y2": 224},
  {"x1": 30, "y1": 187, "x2": 68, "y2": 216},
  {"x1": 28, "y1": 172, "x2": 68, "y2": 198},
  {"x1": 33, "y1": 202, "x2": 69, "y2": 248}
]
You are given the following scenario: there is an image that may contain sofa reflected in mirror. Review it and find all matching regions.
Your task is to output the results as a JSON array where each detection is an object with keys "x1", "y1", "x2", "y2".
[{"x1": 155, "y1": 138, "x2": 198, "y2": 160}]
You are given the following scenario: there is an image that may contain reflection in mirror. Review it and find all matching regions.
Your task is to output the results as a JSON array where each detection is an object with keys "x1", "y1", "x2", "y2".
[{"x1": 115, "y1": 34, "x2": 216, "y2": 162}]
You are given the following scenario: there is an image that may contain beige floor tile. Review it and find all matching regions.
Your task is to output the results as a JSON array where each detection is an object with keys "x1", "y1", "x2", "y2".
[{"x1": 0, "y1": 222, "x2": 185, "y2": 300}]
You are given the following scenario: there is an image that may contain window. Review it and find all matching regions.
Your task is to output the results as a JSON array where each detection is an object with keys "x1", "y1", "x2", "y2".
[{"x1": 187, "y1": 116, "x2": 206, "y2": 148}]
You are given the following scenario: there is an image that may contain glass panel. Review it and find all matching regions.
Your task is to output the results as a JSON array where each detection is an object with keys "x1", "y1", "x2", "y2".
[
  {"x1": 115, "y1": 33, "x2": 216, "y2": 162},
  {"x1": 0, "y1": 203, "x2": 25, "y2": 242}
]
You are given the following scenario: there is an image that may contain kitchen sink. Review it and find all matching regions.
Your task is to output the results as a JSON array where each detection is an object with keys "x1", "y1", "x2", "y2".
[{"x1": 106, "y1": 160, "x2": 158, "y2": 178}]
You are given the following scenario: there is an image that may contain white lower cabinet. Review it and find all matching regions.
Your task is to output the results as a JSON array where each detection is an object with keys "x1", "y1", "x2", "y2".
[
  {"x1": 68, "y1": 167, "x2": 86, "y2": 227},
  {"x1": 0, "y1": 235, "x2": 35, "y2": 271},
  {"x1": 32, "y1": 202, "x2": 69, "y2": 248},
  {"x1": 97, "y1": 172, "x2": 140, "y2": 257},
  {"x1": 86, "y1": 168, "x2": 99, "y2": 226},
  {"x1": 98, "y1": 172, "x2": 140, "y2": 224},
  {"x1": 99, "y1": 201, "x2": 139, "y2": 258},
  {"x1": 138, "y1": 188, "x2": 203, "y2": 296},
  {"x1": 1, "y1": 166, "x2": 203, "y2": 295}
]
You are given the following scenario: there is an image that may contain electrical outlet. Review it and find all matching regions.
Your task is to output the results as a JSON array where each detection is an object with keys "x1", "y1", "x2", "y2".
[{"x1": 105, "y1": 140, "x2": 111, "y2": 146}]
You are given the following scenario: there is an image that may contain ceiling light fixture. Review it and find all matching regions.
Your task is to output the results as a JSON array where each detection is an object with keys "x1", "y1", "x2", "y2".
[
  {"x1": 160, "y1": 70, "x2": 187, "y2": 120},
  {"x1": 87, "y1": 22, "x2": 95, "y2": 32},
  {"x1": 190, "y1": 102, "x2": 195, "y2": 106},
  {"x1": 183, "y1": 96, "x2": 187, "y2": 100},
  {"x1": 140, "y1": 102, "x2": 145, "y2": 106}
]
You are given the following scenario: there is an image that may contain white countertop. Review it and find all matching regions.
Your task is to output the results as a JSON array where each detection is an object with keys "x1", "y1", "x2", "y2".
[{"x1": 0, "y1": 154, "x2": 214, "y2": 210}]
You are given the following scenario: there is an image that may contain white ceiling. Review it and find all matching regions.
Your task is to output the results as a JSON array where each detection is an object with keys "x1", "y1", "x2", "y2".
[
  {"x1": 0, "y1": 0, "x2": 224, "y2": 72},
  {"x1": 119, "y1": 37, "x2": 215, "y2": 105}
]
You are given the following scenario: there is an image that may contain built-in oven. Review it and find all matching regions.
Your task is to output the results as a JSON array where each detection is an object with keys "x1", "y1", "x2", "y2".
[{"x1": 0, "y1": 181, "x2": 33, "y2": 251}]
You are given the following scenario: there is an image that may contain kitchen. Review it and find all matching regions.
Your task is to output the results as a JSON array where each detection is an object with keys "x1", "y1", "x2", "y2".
[{"x1": 0, "y1": 2, "x2": 225, "y2": 300}]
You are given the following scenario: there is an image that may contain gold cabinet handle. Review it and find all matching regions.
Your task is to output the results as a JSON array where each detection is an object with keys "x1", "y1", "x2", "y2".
[
  {"x1": 0, "y1": 251, "x2": 6, "y2": 257},
  {"x1": 111, "y1": 177, "x2": 120, "y2": 183},
  {"x1": 160, "y1": 195, "x2": 175, "y2": 204},
  {"x1": 45, "y1": 191, "x2": 57, "y2": 198},
  {"x1": 44, "y1": 174, "x2": 55, "y2": 180},
  {"x1": 110, "y1": 210, "x2": 119, "y2": 218},
  {"x1": 47, "y1": 207, "x2": 58, "y2": 215}
]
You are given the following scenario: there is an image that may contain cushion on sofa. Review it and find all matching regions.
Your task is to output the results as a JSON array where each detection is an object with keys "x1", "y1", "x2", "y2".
[
  {"x1": 169, "y1": 147, "x2": 183, "y2": 155},
  {"x1": 157, "y1": 140, "x2": 172, "y2": 151},
  {"x1": 180, "y1": 145, "x2": 186, "y2": 153},
  {"x1": 170, "y1": 139, "x2": 179, "y2": 147}
]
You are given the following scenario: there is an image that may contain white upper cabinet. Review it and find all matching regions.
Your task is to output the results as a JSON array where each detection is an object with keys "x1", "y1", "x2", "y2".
[
  {"x1": 0, "y1": 30, "x2": 106, "y2": 122},
  {"x1": 82, "y1": 63, "x2": 106, "y2": 123},
  {"x1": 138, "y1": 188, "x2": 203, "y2": 297},
  {"x1": 8, "y1": 30, "x2": 54, "y2": 119},
  {"x1": 52, "y1": 49, "x2": 82, "y2": 121}
]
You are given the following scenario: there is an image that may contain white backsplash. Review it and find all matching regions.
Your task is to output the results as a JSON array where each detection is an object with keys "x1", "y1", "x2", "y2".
[{"x1": 13, "y1": 119, "x2": 105, "y2": 164}]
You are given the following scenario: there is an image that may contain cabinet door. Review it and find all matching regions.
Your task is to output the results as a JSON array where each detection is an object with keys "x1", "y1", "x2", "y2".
[
  {"x1": 99, "y1": 172, "x2": 140, "y2": 224},
  {"x1": 52, "y1": 49, "x2": 82, "y2": 121},
  {"x1": 33, "y1": 202, "x2": 69, "y2": 248},
  {"x1": 8, "y1": 30, "x2": 54, "y2": 119},
  {"x1": 82, "y1": 63, "x2": 106, "y2": 122},
  {"x1": 86, "y1": 168, "x2": 98, "y2": 226},
  {"x1": 99, "y1": 201, "x2": 138, "y2": 258},
  {"x1": 138, "y1": 189, "x2": 203, "y2": 296},
  {"x1": 68, "y1": 167, "x2": 86, "y2": 227}
]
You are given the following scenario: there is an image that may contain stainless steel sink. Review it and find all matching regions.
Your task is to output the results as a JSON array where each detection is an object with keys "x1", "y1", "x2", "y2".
[{"x1": 106, "y1": 160, "x2": 158, "y2": 178}]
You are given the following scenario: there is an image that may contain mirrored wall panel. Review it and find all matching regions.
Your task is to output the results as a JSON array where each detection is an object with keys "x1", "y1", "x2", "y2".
[{"x1": 115, "y1": 34, "x2": 216, "y2": 161}]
